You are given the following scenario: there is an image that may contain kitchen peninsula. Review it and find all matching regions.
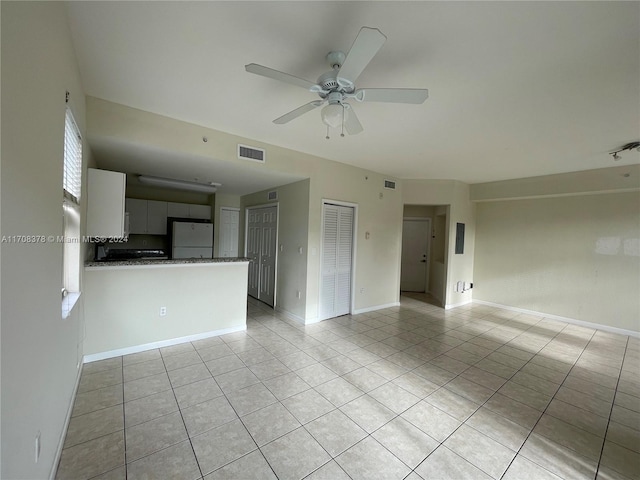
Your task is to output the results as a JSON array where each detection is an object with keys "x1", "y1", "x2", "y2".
[{"x1": 83, "y1": 258, "x2": 249, "y2": 361}]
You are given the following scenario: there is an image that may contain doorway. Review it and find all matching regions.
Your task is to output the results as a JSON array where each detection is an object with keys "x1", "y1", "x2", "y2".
[
  {"x1": 319, "y1": 202, "x2": 356, "y2": 321},
  {"x1": 401, "y1": 204, "x2": 448, "y2": 307},
  {"x1": 246, "y1": 205, "x2": 278, "y2": 307},
  {"x1": 401, "y1": 218, "x2": 431, "y2": 292}
]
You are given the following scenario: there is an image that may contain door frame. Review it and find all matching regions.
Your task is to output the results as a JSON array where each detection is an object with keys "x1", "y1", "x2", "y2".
[
  {"x1": 244, "y1": 203, "x2": 279, "y2": 307},
  {"x1": 318, "y1": 199, "x2": 358, "y2": 321},
  {"x1": 401, "y1": 217, "x2": 432, "y2": 293}
]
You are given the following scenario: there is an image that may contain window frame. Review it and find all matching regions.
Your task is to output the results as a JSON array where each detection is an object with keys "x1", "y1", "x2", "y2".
[{"x1": 62, "y1": 104, "x2": 83, "y2": 318}]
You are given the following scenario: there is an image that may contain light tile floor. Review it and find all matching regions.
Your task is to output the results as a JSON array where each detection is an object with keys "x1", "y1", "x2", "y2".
[{"x1": 56, "y1": 296, "x2": 640, "y2": 480}]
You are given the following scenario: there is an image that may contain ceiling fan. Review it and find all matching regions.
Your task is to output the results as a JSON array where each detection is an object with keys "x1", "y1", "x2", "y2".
[{"x1": 245, "y1": 27, "x2": 429, "y2": 138}]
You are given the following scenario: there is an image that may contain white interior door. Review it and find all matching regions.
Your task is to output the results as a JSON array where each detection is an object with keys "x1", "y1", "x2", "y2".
[
  {"x1": 219, "y1": 208, "x2": 239, "y2": 257},
  {"x1": 320, "y1": 203, "x2": 354, "y2": 320},
  {"x1": 258, "y1": 207, "x2": 277, "y2": 306},
  {"x1": 401, "y1": 218, "x2": 431, "y2": 292},
  {"x1": 245, "y1": 205, "x2": 278, "y2": 307},
  {"x1": 246, "y1": 210, "x2": 261, "y2": 298}
]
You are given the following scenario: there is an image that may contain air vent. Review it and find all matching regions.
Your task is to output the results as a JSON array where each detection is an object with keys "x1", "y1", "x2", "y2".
[
  {"x1": 384, "y1": 180, "x2": 396, "y2": 190},
  {"x1": 267, "y1": 190, "x2": 278, "y2": 201},
  {"x1": 238, "y1": 144, "x2": 266, "y2": 163}
]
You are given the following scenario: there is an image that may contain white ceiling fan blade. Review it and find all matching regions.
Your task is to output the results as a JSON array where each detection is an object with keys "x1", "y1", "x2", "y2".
[
  {"x1": 273, "y1": 101, "x2": 324, "y2": 124},
  {"x1": 344, "y1": 105, "x2": 363, "y2": 135},
  {"x1": 356, "y1": 88, "x2": 429, "y2": 104},
  {"x1": 245, "y1": 63, "x2": 319, "y2": 91},
  {"x1": 336, "y1": 27, "x2": 386, "y2": 88}
]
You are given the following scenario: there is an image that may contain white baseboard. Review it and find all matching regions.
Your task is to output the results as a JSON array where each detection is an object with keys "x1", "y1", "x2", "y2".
[
  {"x1": 50, "y1": 362, "x2": 83, "y2": 480},
  {"x1": 445, "y1": 299, "x2": 473, "y2": 310},
  {"x1": 473, "y1": 299, "x2": 640, "y2": 338},
  {"x1": 274, "y1": 306, "x2": 307, "y2": 325},
  {"x1": 352, "y1": 302, "x2": 401, "y2": 315},
  {"x1": 83, "y1": 324, "x2": 247, "y2": 363}
]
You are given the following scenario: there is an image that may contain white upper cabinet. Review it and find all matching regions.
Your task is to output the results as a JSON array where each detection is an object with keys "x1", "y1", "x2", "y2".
[
  {"x1": 125, "y1": 198, "x2": 148, "y2": 234},
  {"x1": 167, "y1": 202, "x2": 189, "y2": 218},
  {"x1": 189, "y1": 204, "x2": 211, "y2": 220},
  {"x1": 168, "y1": 202, "x2": 211, "y2": 220},
  {"x1": 147, "y1": 200, "x2": 168, "y2": 234},
  {"x1": 87, "y1": 168, "x2": 126, "y2": 238},
  {"x1": 128, "y1": 199, "x2": 210, "y2": 235}
]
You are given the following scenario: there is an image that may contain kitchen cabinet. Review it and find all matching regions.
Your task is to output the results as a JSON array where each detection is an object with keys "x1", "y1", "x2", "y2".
[
  {"x1": 125, "y1": 198, "x2": 148, "y2": 234},
  {"x1": 189, "y1": 204, "x2": 212, "y2": 220},
  {"x1": 147, "y1": 200, "x2": 168, "y2": 234},
  {"x1": 167, "y1": 202, "x2": 189, "y2": 218},
  {"x1": 126, "y1": 198, "x2": 168, "y2": 234},
  {"x1": 127, "y1": 199, "x2": 209, "y2": 235},
  {"x1": 87, "y1": 168, "x2": 127, "y2": 238},
  {"x1": 168, "y1": 202, "x2": 211, "y2": 220}
]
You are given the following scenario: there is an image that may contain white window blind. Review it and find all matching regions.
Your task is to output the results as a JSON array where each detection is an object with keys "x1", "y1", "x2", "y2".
[{"x1": 63, "y1": 107, "x2": 82, "y2": 202}]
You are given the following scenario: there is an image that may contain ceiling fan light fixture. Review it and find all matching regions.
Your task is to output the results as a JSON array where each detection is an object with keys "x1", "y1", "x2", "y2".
[{"x1": 321, "y1": 103, "x2": 347, "y2": 129}]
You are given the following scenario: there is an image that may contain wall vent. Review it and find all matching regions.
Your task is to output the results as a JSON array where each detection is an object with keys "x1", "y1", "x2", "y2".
[
  {"x1": 238, "y1": 144, "x2": 266, "y2": 163},
  {"x1": 267, "y1": 190, "x2": 278, "y2": 201},
  {"x1": 384, "y1": 179, "x2": 396, "y2": 190}
]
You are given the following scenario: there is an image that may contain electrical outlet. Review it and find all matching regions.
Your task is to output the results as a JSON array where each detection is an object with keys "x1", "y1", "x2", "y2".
[
  {"x1": 296, "y1": 290, "x2": 301, "y2": 299},
  {"x1": 35, "y1": 431, "x2": 41, "y2": 463},
  {"x1": 360, "y1": 288, "x2": 365, "y2": 294},
  {"x1": 160, "y1": 306, "x2": 167, "y2": 316}
]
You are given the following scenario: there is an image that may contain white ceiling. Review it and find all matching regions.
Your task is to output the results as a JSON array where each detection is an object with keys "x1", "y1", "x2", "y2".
[{"x1": 66, "y1": 1, "x2": 640, "y2": 194}]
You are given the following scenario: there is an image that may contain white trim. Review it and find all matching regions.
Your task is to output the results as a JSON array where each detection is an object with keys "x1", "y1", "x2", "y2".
[
  {"x1": 352, "y1": 302, "x2": 401, "y2": 315},
  {"x1": 473, "y1": 299, "x2": 640, "y2": 338},
  {"x1": 445, "y1": 299, "x2": 473, "y2": 310},
  {"x1": 274, "y1": 305, "x2": 307, "y2": 325},
  {"x1": 50, "y1": 362, "x2": 83, "y2": 480},
  {"x1": 83, "y1": 324, "x2": 247, "y2": 363}
]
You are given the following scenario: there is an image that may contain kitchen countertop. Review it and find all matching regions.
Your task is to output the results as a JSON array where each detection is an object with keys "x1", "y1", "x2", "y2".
[{"x1": 85, "y1": 257, "x2": 250, "y2": 268}]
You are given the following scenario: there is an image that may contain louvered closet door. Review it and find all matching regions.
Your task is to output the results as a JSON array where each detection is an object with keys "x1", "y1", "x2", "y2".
[{"x1": 320, "y1": 204, "x2": 354, "y2": 320}]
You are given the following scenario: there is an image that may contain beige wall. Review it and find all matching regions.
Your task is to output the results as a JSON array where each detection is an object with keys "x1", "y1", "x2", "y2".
[
  {"x1": 125, "y1": 183, "x2": 212, "y2": 206},
  {"x1": 471, "y1": 164, "x2": 640, "y2": 201},
  {"x1": 86, "y1": 99, "x2": 405, "y2": 322},
  {"x1": 306, "y1": 165, "x2": 404, "y2": 319},
  {"x1": 403, "y1": 180, "x2": 476, "y2": 308},
  {"x1": 474, "y1": 191, "x2": 640, "y2": 332},
  {"x1": 1, "y1": 3, "x2": 88, "y2": 477},
  {"x1": 241, "y1": 180, "x2": 311, "y2": 320},
  {"x1": 403, "y1": 205, "x2": 435, "y2": 218},
  {"x1": 84, "y1": 263, "x2": 248, "y2": 356}
]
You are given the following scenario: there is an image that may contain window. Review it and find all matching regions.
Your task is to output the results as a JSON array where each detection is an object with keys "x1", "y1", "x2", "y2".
[{"x1": 62, "y1": 106, "x2": 82, "y2": 318}]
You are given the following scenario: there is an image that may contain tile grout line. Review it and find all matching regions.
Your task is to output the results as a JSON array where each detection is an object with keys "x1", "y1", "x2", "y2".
[
  {"x1": 593, "y1": 335, "x2": 629, "y2": 480},
  {"x1": 163, "y1": 345, "x2": 205, "y2": 480},
  {"x1": 496, "y1": 325, "x2": 601, "y2": 480}
]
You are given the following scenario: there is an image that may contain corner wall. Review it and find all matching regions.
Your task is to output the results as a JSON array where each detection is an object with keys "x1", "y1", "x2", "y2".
[
  {"x1": 1, "y1": 3, "x2": 88, "y2": 477},
  {"x1": 241, "y1": 179, "x2": 310, "y2": 321},
  {"x1": 474, "y1": 191, "x2": 640, "y2": 332},
  {"x1": 402, "y1": 179, "x2": 476, "y2": 308}
]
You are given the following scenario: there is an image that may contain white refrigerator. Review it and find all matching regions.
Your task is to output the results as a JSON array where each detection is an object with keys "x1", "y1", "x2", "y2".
[{"x1": 171, "y1": 222, "x2": 213, "y2": 259}]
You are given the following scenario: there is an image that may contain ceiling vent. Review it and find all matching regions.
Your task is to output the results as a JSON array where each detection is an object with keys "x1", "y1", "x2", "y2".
[
  {"x1": 267, "y1": 190, "x2": 278, "y2": 201},
  {"x1": 384, "y1": 180, "x2": 396, "y2": 190},
  {"x1": 238, "y1": 144, "x2": 266, "y2": 163}
]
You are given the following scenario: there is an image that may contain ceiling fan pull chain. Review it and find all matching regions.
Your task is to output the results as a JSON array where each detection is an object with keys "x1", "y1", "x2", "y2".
[
  {"x1": 326, "y1": 125, "x2": 330, "y2": 140},
  {"x1": 341, "y1": 105, "x2": 345, "y2": 137}
]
